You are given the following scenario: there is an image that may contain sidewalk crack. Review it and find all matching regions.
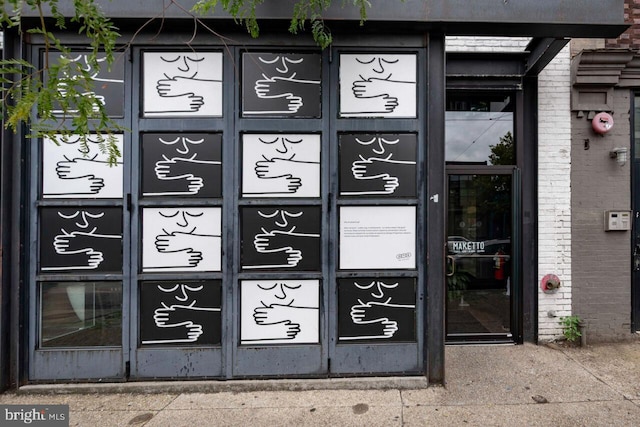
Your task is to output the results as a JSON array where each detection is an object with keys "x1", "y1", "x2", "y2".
[{"x1": 553, "y1": 347, "x2": 630, "y2": 402}]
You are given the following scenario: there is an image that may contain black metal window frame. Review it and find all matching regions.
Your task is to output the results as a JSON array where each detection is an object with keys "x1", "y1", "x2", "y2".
[
  {"x1": 25, "y1": 33, "x2": 436, "y2": 381},
  {"x1": 443, "y1": 84, "x2": 525, "y2": 344}
]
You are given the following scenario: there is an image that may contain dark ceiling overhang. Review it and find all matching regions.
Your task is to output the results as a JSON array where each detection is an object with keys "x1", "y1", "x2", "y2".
[
  {"x1": 525, "y1": 38, "x2": 571, "y2": 76},
  {"x1": 446, "y1": 37, "x2": 571, "y2": 87},
  {"x1": 21, "y1": 0, "x2": 627, "y2": 39},
  {"x1": 17, "y1": 0, "x2": 626, "y2": 80}
]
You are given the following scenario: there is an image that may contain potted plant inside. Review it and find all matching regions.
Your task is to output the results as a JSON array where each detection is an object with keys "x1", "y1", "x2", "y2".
[{"x1": 447, "y1": 269, "x2": 472, "y2": 307}]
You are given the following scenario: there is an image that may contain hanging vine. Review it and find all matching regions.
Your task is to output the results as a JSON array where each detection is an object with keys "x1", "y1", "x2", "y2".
[{"x1": 0, "y1": 0, "x2": 383, "y2": 163}]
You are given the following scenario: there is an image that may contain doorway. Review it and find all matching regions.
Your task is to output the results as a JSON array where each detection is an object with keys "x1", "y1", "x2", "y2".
[
  {"x1": 446, "y1": 172, "x2": 516, "y2": 341},
  {"x1": 444, "y1": 91, "x2": 520, "y2": 342}
]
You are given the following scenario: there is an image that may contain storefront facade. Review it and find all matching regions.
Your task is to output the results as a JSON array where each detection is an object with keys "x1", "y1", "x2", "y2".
[{"x1": 0, "y1": 0, "x2": 626, "y2": 389}]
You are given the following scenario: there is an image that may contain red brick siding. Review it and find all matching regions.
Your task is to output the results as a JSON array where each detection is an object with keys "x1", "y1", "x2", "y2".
[{"x1": 606, "y1": 0, "x2": 640, "y2": 50}]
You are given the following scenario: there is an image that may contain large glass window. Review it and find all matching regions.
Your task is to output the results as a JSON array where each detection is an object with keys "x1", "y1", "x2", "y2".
[
  {"x1": 40, "y1": 282, "x2": 122, "y2": 347},
  {"x1": 446, "y1": 175, "x2": 512, "y2": 337},
  {"x1": 445, "y1": 91, "x2": 516, "y2": 341},
  {"x1": 446, "y1": 93, "x2": 514, "y2": 165}
]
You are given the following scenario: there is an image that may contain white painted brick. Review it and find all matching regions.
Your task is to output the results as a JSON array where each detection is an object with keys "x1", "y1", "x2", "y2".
[
  {"x1": 537, "y1": 45, "x2": 572, "y2": 342},
  {"x1": 445, "y1": 39, "x2": 574, "y2": 342},
  {"x1": 445, "y1": 36, "x2": 532, "y2": 52}
]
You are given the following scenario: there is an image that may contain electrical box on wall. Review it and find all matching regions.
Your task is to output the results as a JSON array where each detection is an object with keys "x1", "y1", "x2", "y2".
[{"x1": 604, "y1": 210, "x2": 632, "y2": 231}]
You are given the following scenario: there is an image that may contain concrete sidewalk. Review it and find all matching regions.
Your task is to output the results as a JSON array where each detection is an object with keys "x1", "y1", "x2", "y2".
[{"x1": 1, "y1": 341, "x2": 640, "y2": 426}]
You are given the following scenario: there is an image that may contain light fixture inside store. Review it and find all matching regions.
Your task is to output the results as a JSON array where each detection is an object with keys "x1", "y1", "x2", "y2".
[{"x1": 610, "y1": 147, "x2": 628, "y2": 166}]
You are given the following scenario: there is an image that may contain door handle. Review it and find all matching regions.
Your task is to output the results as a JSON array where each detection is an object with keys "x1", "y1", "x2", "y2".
[{"x1": 446, "y1": 255, "x2": 456, "y2": 277}]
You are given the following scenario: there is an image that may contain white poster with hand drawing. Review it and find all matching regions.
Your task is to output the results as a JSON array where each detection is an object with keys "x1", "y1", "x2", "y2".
[
  {"x1": 242, "y1": 134, "x2": 321, "y2": 198},
  {"x1": 42, "y1": 134, "x2": 124, "y2": 199},
  {"x1": 143, "y1": 51, "x2": 223, "y2": 117},
  {"x1": 240, "y1": 279, "x2": 319, "y2": 345},
  {"x1": 142, "y1": 207, "x2": 222, "y2": 272}
]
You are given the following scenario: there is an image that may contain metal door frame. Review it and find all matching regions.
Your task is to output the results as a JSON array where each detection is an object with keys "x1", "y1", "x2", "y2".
[
  {"x1": 128, "y1": 44, "x2": 231, "y2": 379},
  {"x1": 230, "y1": 44, "x2": 330, "y2": 378},
  {"x1": 27, "y1": 43, "x2": 133, "y2": 380},
  {"x1": 444, "y1": 166, "x2": 521, "y2": 343},
  {"x1": 327, "y1": 40, "x2": 428, "y2": 375}
]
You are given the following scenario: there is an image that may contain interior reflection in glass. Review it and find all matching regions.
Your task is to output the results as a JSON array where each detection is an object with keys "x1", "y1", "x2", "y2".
[
  {"x1": 446, "y1": 174, "x2": 512, "y2": 337},
  {"x1": 446, "y1": 94, "x2": 514, "y2": 165},
  {"x1": 40, "y1": 281, "x2": 122, "y2": 347}
]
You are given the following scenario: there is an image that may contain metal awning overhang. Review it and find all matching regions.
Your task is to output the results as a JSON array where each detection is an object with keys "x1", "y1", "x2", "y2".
[
  {"x1": 18, "y1": 0, "x2": 627, "y2": 79},
  {"x1": 21, "y1": 0, "x2": 627, "y2": 40},
  {"x1": 445, "y1": 37, "x2": 572, "y2": 86},
  {"x1": 524, "y1": 37, "x2": 571, "y2": 76}
]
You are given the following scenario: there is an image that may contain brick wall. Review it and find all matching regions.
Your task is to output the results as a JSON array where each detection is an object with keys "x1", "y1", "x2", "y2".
[
  {"x1": 571, "y1": 89, "x2": 633, "y2": 342},
  {"x1": 538, "y1": 45, "x2": 573, "y2": 341},
  {"x1": 446, "y1": 36, "x2": 531, "y2": 52},
  {"x1": 573, "y1": 0, "x2": 638, "y2": 341},
  {"x1": 606, "y1": 0, "x2": 640, "y2": 50},
  {"x1": 445, "y1": 38, "x2": 574, "y2": 341}
]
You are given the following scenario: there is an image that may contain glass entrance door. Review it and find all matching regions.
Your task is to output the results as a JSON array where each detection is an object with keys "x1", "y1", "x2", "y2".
[{"x1": 446, "y1": 173, "x2": 515, "y2": 341}]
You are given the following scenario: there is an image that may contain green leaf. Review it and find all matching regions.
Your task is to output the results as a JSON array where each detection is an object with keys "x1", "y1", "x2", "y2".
[{"x1": 192, "y1": 0, "x2": 376, "y2": 49}]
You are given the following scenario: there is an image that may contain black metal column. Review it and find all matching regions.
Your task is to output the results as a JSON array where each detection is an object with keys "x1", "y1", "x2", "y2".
[
  {"x1": 0, "y1": 31, "x2": 10, "y2": 393},
  {"x1": 521, "y1": 75, "x2": 539, "y2": 342},
  {"x1": 426, "y1": 32, "x2": 446, "y2": 385},
  {"x1": 1, "y1": 27, "x2": 25, "y2": 391}
]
